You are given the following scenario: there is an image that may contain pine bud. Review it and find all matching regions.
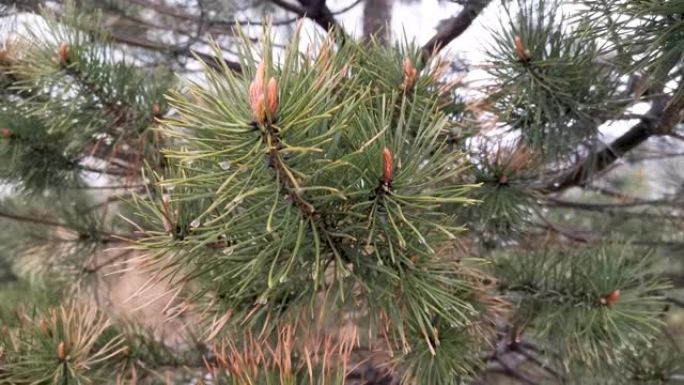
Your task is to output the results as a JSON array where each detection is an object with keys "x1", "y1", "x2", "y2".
[
  {"x1": 57, "y1": 341, "x2": 66, "y2": 361},
  {"x1": 0, "y1": 127, "x2": 12, "y2": 138},
  {"x1": 599, "y1": 289, "x2": 620, "y2": 306},
  {"x1": 248, "y1": 62, "x2": 280, "y2": 125},
  {"x1": 152, "y1": 102, "x2": 161, "y2": 117},
  {"x1": 252, "y1": 94, "x2": 266, "y2": 126},
  {"x1": 57, "y1": 42, "x2": 69, "y2": 66},
  {"x1": 402, "y1": 58, "x2": 418, "y2": 90},
  {"x1": 249, "y1": 62, "x2": 267, "y2": 124},
  {"x1": 382, "y1": 147, "x2": 393, "y2": 185},
  {"x1": 266, "y1": 77, "x2": 278, "y2": 118},
  {"x1": 38, "y1": 319, "x2": 49, "y2": 334},
  {"x1": 249, "y1": 62, "x2": 265, "y2": 107},
  {"x1": 0, "y1": 48, "x2": 12, "y2": 67},
  {"x1": 513, "y1": 35, "x2": 531, "y2": 62}
]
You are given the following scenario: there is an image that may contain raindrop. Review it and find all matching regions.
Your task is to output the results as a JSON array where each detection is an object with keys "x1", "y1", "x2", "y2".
[
  {"x1": 223, "y1": 246, "x2": 234, "y2": 255},
  {"x1": 219, "y1": 161, "x2": 231, "y2": 170},
  {"x1": 166, "y1": 184, "x2": 176, "y2": 191},
  {"x1": 190, "y1": 219, "x2": 200, "y2": 228}
]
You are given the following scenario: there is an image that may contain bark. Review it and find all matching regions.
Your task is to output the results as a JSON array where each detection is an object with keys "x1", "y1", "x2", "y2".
[{"x1": 363, "y1": 0, "x2": 393, "y2": 45}]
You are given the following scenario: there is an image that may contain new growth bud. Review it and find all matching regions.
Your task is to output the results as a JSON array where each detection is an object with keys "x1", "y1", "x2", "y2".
[
  {"x1": 57, "y1": 42, "x2": 69, "y2": 66},
  {"x1": 249, "y1": 61, "x2": 279, "y2": 125},
  {"x1": 0, "y1": 47, "x2": 13, "y2": 67},
  {"x1": 249, "y1": 62, "x2": 265, "y2": 120},
  {"x1": 57, "y1": 341, "x2": 66, "y2": 361},
  {"x1": 599, "y1": 289, "x2": 621, "y2": 306},
  {"x1": 382, "y1": 147, "x2": 393, "y2": 185},
  {"x1": 152, "y1": 102, "x2": 162, "y2": 118},
  {"x1": 266, "y1": 77, "x2": 279, "y2": 119},
  {"x1": 513, "y1": 35, "x2": 531, "y2": 62},
  {"x1": 402, "y1": 58, "x2": 418, "y2": 90}
]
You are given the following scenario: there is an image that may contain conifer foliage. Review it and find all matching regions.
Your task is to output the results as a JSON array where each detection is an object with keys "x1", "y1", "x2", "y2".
[{"x1": 1, "y1": 0, "x2": 683, "y2": 384}]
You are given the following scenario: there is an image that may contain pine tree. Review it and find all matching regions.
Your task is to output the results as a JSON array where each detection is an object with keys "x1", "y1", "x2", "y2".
[{"x1": 0, "y1": 0, "x2": 683, "y2": 384}]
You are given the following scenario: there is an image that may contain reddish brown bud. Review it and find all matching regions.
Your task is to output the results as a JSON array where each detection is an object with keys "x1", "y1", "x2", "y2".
[
  {"x1": 57, "y1": 341, "x2": 66, "y2": 361},
  {"x1": 266, "y1": 77, "x2": 278, "y2": 118},
  {"x1": 38, "y1": 319, "x2": 49, "y2": 334},
  {"x1": 152, "y1": 102, "x2": 161, "y2": 117},
  {"x1": 249, "y1": 69, "x2": 265, "y2": 123},
  {"x1": 249, "y1": 62, "x2": 279, "y2": 125},
  {"x1": 402, "y1": 58, "x2": 418, "y2": 90},
  {"x1": 599, "y1": 289, "x2": 621, "y2": 306},
  {"x1": 0, "y1": 128, "x2": 12, "y2": 138},
  {"x1": 253, "y1": 94, "x2": 266, "y2": 125},
  {"x1": 0, "y1": 49, "x2": 12, "y2": 67},
  {"x1": 513, "y1": 36, "x2": 530, "y2": 62},
  {"x1": 250, "y1": 62, "x2": 265, "y2": 104},
  {"x1": 57, "y1": 42, "x2": 69, "y2": 66},
  {"x1": 382, "y1": 147, "x2": 393, "y2": 184}
]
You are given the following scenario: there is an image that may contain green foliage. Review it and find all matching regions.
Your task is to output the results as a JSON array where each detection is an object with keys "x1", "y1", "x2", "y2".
[
  {"x1": 0, "y1": 112, "x2": 85, "y2": 191},
  {"x1": 401, "y1": 318, "x2": 488, "y2": 385},
  {"x1": 494, "y1": 244, "x2": 670, "y2": 370},
  {"x1": 0, "y1": 302, "x2": 126, "y2": 385},
  {"x1": 127, "y1": 26, "x2": 487, "y2": 383},
  {"x1": 466, "y1": 143, "x2": 538, "y2": 234},
  {"x1": 0, "y1": 2, "x2": 172, "y2": 192},
  {"x1": 0, "y1": 193, "x2": 115, "y2": 290},
  {"x1": 0, "y1": 282, "x2": 61, "y2": 327},
  {"x1": 616, "y1": 343, "x2": 684, "y2": 385},
  {"x1": 486, "y1": 0, "x2": 620, "y2": 156},
  {"x1": 583, "y1": 0, "x2": 684, "y2": 77}
]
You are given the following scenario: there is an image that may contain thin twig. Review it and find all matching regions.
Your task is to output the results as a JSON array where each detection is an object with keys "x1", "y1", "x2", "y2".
[
  {"x1": 492, "y1": 355, "x2": 540, "y2": 385},
  {"x1": 0, "y1": 210, "x2": 71, "y2": 229}
]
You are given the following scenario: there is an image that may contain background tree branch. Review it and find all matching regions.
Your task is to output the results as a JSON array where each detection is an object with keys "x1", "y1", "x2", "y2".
[
  {"x1": 419, "y1": 0, "x2": 492, "y2": 64},
  {"x1": 548, "y1": 84, "x2": 684, "y2": 192}
]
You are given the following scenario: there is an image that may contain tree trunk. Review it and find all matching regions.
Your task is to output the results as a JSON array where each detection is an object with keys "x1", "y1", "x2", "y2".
[{"x1": 362, "y1": 0, "x2": 393, "y2": 45}]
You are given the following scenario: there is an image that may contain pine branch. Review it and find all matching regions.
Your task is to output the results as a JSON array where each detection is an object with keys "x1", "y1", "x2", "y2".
[
  {"x1": 261, "y1": 124, "x2": 316, "y2": 216},
  {"x1": 0, "y1": 209, "x2": 131, "y2": 244},
  {"x1": 545, "y1": 197, "x2": 684, "y2": 211},
  {"x1": 109, "y1": 0, "x2": 360, "y2": 73},
  {"x1": 492, "y1": 355, "x2": 540, "y2": 385},
  {"x1": 106, "y1": 30, "x2": 242, "y2": 73},
  {"x1": 269, "y1": 0, "x2": 345, "y2": 36},
  {"x1": 10, "y1": 0, "x2": 243, "y2": 73},
  {"x1": 62, "y1": 65, "x2": 132, "y2": 129},
  {"x1": 667, "y1": 296, "x2": 684, "y2": 308},
  {"x1": 419, "y1": 0, "x2": 492, "y2": 64},
  {"x1": 547, "y1": 82, "x2": 684, "y2": 192},
  {"x1": 509, "y1": 343, "x2": 562, "y2": 380},
  {"x1": 0, "y1": 210, "x2": 71, "y2": 229}
]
